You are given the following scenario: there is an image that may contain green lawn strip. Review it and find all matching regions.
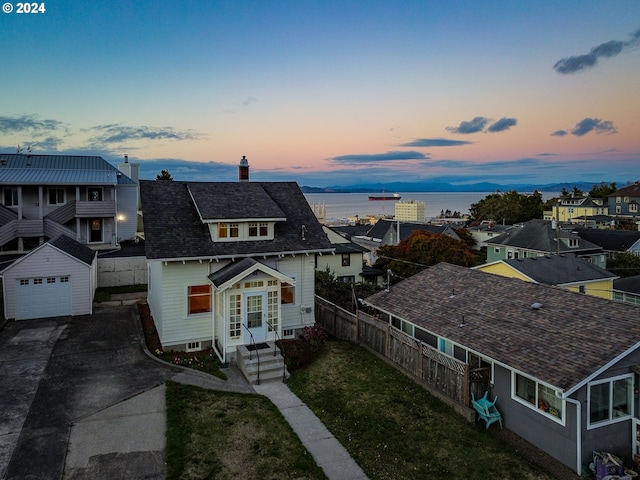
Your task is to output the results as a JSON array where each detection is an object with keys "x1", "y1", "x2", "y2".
[
  {"x1": 165, "y1": 381, "x2": 327, "y2": 480},
  {"x1": 287, "y1": 340, "x2": 555, "y2": 480}
]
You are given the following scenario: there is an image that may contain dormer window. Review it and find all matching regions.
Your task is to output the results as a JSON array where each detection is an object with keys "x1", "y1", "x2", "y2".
[
  {"x1": 568, "y1": 238, "x2": 578, "y2": 248},
  {"x1": 213, "y1": 221, "x2": 274, "y2": 241},
  {"x1": 218, "y1": 222, "x2": 239, "y2": 239},
  {"x1": 248, "y1": 222, "x2": 269, "y2": 238}
]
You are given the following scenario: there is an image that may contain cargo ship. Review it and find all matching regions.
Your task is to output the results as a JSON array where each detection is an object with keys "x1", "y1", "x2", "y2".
[{"x1": 368, "y1": 192, "x2": 401, "y2": 201}]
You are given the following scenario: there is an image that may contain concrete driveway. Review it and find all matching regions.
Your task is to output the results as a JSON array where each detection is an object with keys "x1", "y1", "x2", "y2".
[{"x1": 0, "y1": 305, "x2": 181, "y2": 480}]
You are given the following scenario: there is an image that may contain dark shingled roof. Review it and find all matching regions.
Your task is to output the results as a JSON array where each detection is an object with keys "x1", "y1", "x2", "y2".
[
  {"x1": 486, "y1": 219, "x2": 602, "y2": 254},
  {"x1": 609, "y1": 182, "x2": 640, "y2": 198},
  {"x1": 49, "y1": 234, "x2": 96, "y2": 265},
  {"x1": 500, "y1": 253, "x2": 617, "y2": 285},
  {"x1": 208, "y1": 258, "x2": 258, "y2": 288},
  {"x1": 140, "y1": 180, "x2": 333, "y2": 260},
  {"x1": 366, "y1": 219, "x2": 456, "y2": 242},
  {"x1": 572, "y1": 227, "x2": 640, "y2": 253},
  {"x1": 188, "y1": 183, "x2": 286, "y2": 221},
  {"x1": 614, "y1": 275, "x2": 640, "y2": 295},
  {"x1": 364, "y1": 263, "x2": 640, "y2": 392}
]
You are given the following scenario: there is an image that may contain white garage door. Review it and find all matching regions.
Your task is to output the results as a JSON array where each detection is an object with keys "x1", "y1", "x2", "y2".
[{"x1": 16, "y1": 276, "x2": 72, "y2": 320}]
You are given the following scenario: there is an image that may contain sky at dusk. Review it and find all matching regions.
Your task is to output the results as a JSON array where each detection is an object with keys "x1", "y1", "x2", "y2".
[{"x1": 1, "y1": 1, "x2": 639, "y2": 188}]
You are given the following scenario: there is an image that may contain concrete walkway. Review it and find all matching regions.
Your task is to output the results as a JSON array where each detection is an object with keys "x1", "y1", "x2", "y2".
[{"x1": 254, "y1": 382, "x2": 369, "y2": 480}]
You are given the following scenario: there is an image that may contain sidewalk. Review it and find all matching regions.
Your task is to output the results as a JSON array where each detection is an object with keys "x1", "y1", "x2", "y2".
[{"x1": 254, "y1": 382, "x2": 369, "y2": 480}]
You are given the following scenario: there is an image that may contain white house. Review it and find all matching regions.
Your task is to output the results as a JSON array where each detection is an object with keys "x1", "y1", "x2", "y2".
[{"x1": 139, "y1": 157, "x2": 333, "y2": 363}]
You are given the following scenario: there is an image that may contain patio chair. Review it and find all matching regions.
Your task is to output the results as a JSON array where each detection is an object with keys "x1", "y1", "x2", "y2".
[{"x1": 471, "y1": 391, "x2": 503, "y2": 429}]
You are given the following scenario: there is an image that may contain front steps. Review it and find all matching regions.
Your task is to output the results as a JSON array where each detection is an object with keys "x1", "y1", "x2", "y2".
[{"x1": 237, "y1": 342, "x2": 290, "y2": 385}]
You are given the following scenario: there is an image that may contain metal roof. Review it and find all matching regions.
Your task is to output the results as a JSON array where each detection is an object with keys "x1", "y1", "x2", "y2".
[{"x1": 0, "y1": 154, "x2": 136, "y2": 185}]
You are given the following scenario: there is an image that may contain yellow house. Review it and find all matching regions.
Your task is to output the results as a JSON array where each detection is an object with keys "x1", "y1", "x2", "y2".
[
  {"x1": 474, "y1": 254, "x2": 617, "y2": 300},
  {"x1": 545, "y1": 196, "x2": 608, "y2": 223}
]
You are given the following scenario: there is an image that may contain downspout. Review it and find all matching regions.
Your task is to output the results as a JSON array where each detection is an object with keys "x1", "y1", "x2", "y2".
[{"x1": 563, "y1": 394, "x2": 582, "y2": 474}]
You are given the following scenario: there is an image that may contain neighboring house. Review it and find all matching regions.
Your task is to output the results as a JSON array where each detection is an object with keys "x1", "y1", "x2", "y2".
[
  {"x1": 613, "y1": 275, "x2": 640, "y2": 305},
  {"x1": 467, "y1": 221, "x2": 512, "y2": 250},
  {"x1": 350, "y1": 219, "x2": 461, "y2": 264},
  {"x1": 485, "y1": 219, "x2": 606, "y2": 268},
  {"x1": 362, "y1": 262, "x2": 640, "y2": 473},
  {"x1": 0, "y1": 153, "x2": 138, "y2": 252},
  {"x1": 572, "y1": 227, "x2": 640, "y2": 258},
  {"x1": 139, "y1": 162, "x2": 333, "y2": 362},
  {"x1": 0, "y1": 234, "x2": 97, "y2": 320},
  {"x1": 317, "y1": 225, "x2": 379, "y2": 283},
  {"x1": 608, "y1": 182, "x2": 640, "y2": 219},
  {"x1": 474, "y1": 253, "x2": 618, "y2": 299},
  {"x1": 545, "y1": 195, "x2": 609, "y2": 223}
]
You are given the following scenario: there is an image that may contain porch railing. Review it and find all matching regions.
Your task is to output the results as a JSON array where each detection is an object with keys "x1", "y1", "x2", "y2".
[
  {"x1": 242, "y1": 324, "x2": 260, "y2": 385},
  {"x1": 267, "y1": 321, "x2": 287, "y2": 381}
]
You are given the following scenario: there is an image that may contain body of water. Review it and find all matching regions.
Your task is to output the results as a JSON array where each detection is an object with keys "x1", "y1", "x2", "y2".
[{"x1": 304, "y1": 191, "x2": 557, "y2": 223}]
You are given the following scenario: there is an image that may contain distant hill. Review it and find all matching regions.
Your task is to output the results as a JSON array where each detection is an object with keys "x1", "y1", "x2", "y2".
[{"x1": 300, "y1": 181, "x2": 598, "y2": 194}]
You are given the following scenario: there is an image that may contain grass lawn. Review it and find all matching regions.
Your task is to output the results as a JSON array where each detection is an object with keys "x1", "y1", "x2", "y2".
[
  {"x1": 165, "y1": 381, "x2": 326, "y2": 480},
  {"x1": 287, "y1": 340, "x2": 558, "y2": 480}
]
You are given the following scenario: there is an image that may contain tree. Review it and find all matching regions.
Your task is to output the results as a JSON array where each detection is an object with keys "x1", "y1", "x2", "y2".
[
  {"x1": 315, "y1": 269, "x2": 382, "y2": 312},
  {"x1": 469, "y1": 190, "x2": 543, "y2": 225},
  {"x1": 374, "y1": 230, "x2": 477, "y2": 283},
  {"x1": 606, "y1": 252, "x2": 640, "y2": 278},
  {"x1": 156, "y1": 169, "x2": 173, "y2": 181},
  {"x1": 589, "y1": 182, "x2": 617, "y2": 199}
]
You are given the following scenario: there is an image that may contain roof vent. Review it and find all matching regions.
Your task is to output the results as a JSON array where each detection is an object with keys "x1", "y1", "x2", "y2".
[{"x1": 531, "y1": 302, "x2": 543, "y2": 310}]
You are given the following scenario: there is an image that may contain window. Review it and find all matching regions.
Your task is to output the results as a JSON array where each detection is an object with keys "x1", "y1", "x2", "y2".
[
  {"x1": 507, "y1": 250, "x2": 513, "y2": 259},
  {"x1": 88, "y1": 187, "x2": 103, "y2": 201},
  {"x1": 624, "y1": 196, "x2": 630, "y2": 203},
  {"x1": 494, "y1": 247, "x2": 500, "y2": 254},
  {"x1": 187, "y1": 285, "x2": 211, "y2": 315},
  {"x1": 3, "y1": 188, "x2": 18, "y2": 206},
  {"x1": 588, "y1": 375, "x2": 632, "y2": 428},
  {"x1": 248, "y1": 222, "x2": 269, "y2": 238},
  {"x1": 616, "y1": 206, "x2": 622, "y2": 214},
  {"x1": 439, "y1": 338, "x2": 453, "y2": 356},
  {"x1": 33, "y1": 278, "x2": 43, "y2": 284},
  {"x1": 47, "y1": 278, "x2": 56, "y2": 284},
  {"x1": 186, "y1": 341, "x2": 201, "y2": 352},
  {"x1": 341, "y1": 253, "x2": 351, "y2": 267},
  {"x1": 631, "y1": 203, "x2": 638, "y2": 213},
  {"x1": 218, "y1": 223, "x2": 228, "y2": 238},
  {"x1": 616, "y1": 197, "x2": 621, "y2": 203},
  {"x1": 281, "y1": 282, "x2": 295, "y2": 304},
  {"x1": 514, "y1": 251, "x2": 519, "y2": 259},
  {"x1": 229, "y1": 223, "x2": 239, "y2": 237},
  {"x1": 267, "y1": 290, "x2": 278, "y2": 331},
  {"x1": 60, "y1": 276, "x2": 69, "y2": 283},
  {"x1": 579, "y1": 285, "x2": 586, "y2": 294},
  {"x1": 514, "y1": 373, "x2": 563, "y2": 421},
  {"x1": 48, "y1": 188, "x2": 65, "y2": 205},
  {"x1": 229, "y1": 294, "x2": 241, "y2": 337},
  {"x1": 19, "y1": 279, "x2": 29, "y2": 286},
  {"x1": 568, "y1": 238, "x2": 578, "y2": 247}
]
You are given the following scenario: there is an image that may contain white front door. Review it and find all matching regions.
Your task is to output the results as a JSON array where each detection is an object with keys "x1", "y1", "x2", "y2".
[{"x1": 244, "y1": 293, "x2": 267, "y2": 343}]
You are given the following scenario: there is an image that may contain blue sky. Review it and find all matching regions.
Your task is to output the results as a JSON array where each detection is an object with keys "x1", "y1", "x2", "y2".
[{"x1": 1, "y1": 1, "x2": 639, "y2": 187}]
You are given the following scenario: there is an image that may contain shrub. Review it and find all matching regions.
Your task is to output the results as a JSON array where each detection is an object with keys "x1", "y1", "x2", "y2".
[
  {"x1": 278, "y1": 339, "x2": 314, "y2": 372},
  {"x1": 301, "y1": 323, "x2": 327, "y2": 352}
]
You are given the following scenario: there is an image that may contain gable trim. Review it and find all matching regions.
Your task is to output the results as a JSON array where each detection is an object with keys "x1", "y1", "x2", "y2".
[
  {"x1": 212, "y1": 262, "x2": 295, "y2": 292},
  {"x1": 563, "y1": 340, "x2": 640, "y2": 397}
]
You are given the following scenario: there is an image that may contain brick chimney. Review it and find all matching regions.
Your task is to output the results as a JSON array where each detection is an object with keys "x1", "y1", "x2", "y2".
[{"x1": 239, "y1": 155, "x2": 249, "y2": 182}]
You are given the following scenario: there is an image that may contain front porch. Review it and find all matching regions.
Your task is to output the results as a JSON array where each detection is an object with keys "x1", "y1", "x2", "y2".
[{"x1": 236, "y1": 341, "x2": 290, "y2": 385}]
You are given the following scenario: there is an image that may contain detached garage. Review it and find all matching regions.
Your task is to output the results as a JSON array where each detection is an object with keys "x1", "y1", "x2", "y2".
[{"x1": 1, "y1": 234, "x2": 97, "y2": 320}]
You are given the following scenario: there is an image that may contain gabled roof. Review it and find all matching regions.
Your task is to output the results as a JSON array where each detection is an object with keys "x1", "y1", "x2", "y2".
[
  {"x1": 48, "y1": 234, "x2": 97, "y2": 265},
  {"x1": 609, "y1": 182, "x2": 640, "y2": 198},
  {"x1": 1, "y1": 234, "x2": 95, "y2": 273},
  {"x1": 140, "y1": 180, "x2": 333, "y2": 261},
  {"x1": 572, "y1": 227, "x2": 640, "y2": 252},
  {"x1": 366, "y1": 219, "x2": 458, "y2": 242},
  {"x1": 467, "y1": 223, "x2": 512, "y2": 234},
  {"x1": 208, "y1": 257, "x2": 295, "y2": 291},
  {"x1": 364, "y1": 263, "x2": 640, "y2": 393},
  {"x1": 486, "y1": 219, "x2": 602, "y2": 254},
  {"x1": 0, "y1": 154, "x2": 136, "y2": 185},
  {"x1": 482, "y1": 254, "x2": 617, "y2": 285}
]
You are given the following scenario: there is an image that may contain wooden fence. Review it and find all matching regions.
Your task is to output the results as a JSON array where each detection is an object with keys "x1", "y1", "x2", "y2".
[{"x1": 315, "y1": 295, "x2": 470, "y2": 408}]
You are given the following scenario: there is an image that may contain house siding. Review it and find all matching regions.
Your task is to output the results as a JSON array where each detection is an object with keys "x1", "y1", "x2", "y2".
[
  {"x1": 147, "y1": 261, "x2": 165, "y2": 340},
  {"x1": 278, "y1": 255, "x2": 316, "y2": 330},
  {"x1": 115, "y1": 184, "x2": 138, "y2": 242},
  {"x1": 491, "y1": 365, "x2": 579, "y2": 470},
  {"x1": 156, "y1": 261, "x2": 213, "y2": 347},
  {"x1": 2, "y1": 244, "x2": 95, "y2": 319},
  {"x1": 476, "y1": 262, "x2": 529, "y2": 281}
]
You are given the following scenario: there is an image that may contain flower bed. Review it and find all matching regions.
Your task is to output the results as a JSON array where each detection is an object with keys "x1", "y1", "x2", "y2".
[{"x1": 138, "y1": 303, "x2": 226, "y2": 379}]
